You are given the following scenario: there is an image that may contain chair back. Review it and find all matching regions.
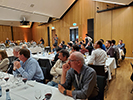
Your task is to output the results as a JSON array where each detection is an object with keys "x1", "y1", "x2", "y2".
[
  {"x1": 38, "y1": 59, "x2": 53, "y2": 82},
  {"x1": 97, "y1": 75, "x2": 105, "y2": 100},
  {"x1": 88, "y1": 64, "x2": 105, "y2": 76},
  {"x1": 130, "y1": 62, "x2": 133, "y2": 82},
  {"x1": 130, "y1": 62, "x2": 133, "y2": 69}
]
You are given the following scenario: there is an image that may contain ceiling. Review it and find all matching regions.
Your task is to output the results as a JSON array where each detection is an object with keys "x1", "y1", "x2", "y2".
[
  {"x1": 93, "y1": 0, "x2": 133, "y2": 5},
  {"x1": 0, "y1": 0, "x2": 76, "y2": 28}
]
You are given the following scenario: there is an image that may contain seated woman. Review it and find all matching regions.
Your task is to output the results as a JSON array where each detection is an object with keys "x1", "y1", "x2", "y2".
[
  {"x1": 80, "y1": 44, "x2": 89, "y2": 55},
  {"x1": 0, "y1": 50, "x2": 9, "y2": 72}
]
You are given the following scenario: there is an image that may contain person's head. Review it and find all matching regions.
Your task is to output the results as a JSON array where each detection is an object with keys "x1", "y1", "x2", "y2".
[
  {"x1": 21, "y1": 44, "x2": 28, "y2": 49},
  {"x1": 100, "y1": 39, "x2": 104, "y2": 43},
  {"x1": 59, "y1": 43, "x2": 63, "y2": 48},
  {"x1": 58, "y1": 49, "x2": 69, "y2": 61},
  {"x1": 119, "y1": 40, "x2": 123, "y2": 44},
  {"x1": 18, "y1": 48, "x2": 30, "y2": 62},
  {"x1": 0, "y1": 50, "x2": 8, "y2": 61},
  {"x1": 62, "y1": 41, "x2": 65, "y2": 44},
  {"x1": 56, "y1": 48, "x2": 62, "y2": 53},
  {"x1": 53, "y1": 44, "x2": 57, "y2": 48},
  {"x1": 82, "y1": 40, "x2": 84, "y2": 43},
  {"x1": 72, "y1": 45, "x2": 79, "y2": 52},
  {"x1": 86, "y1": 34, "x2": 89, "y2": 37},
  {"x1": 79, "y1": 41, "x2": 82, "y2": 45},
  {"x1": 94, "y1": 41, "x2": 102, "y2": 49},
  {"x1": 81, "y1": 44, "x2": 86, "y2": 49},
  {"x1": 6, "y1": 38, "x2": 9, "y2": 40},
  {"x1": 55, "y1": 34, "x2": 57, "y2": 37},
  {"x1": 13, "y1": 46, "x2": 20, "y2": 57},
  {"x1": 111, "y1": 40, "x2": 116, "y2": 46},
  {"x1": 67, "y1": 43, "x2": 72, "y2": 48},
  {"x1": 105, "y1": 40, "x2": 111, "y2": 48},
  {"x1": 68, "y1": 52, "x2": 84, "y2": 72}
]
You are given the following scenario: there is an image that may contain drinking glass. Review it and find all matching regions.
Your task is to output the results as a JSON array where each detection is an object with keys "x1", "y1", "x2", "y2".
[
  {"x1": 44, "y1": 88, "x2": 52, "y2": 100},
  {"x1": 34, "y1": 89, "x2": 42, "y2": 100},
  {"x1": 22, "y1": 78, "x2": 28, "y2": 89}
]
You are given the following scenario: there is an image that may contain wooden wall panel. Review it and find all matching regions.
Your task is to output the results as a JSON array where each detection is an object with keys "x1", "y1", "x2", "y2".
[
  {"x1": 112, "y1": 7, "x2": 133, "y2": 57},
  {"x1": 0, "y1": 25, "x2": 12, "y2": 42},
  {"x1": 32, "y1": 0, "x2": 95, "y2": 47},
  {"x1": 13, "y1": 27, "x2": 32, "y2": 42}
]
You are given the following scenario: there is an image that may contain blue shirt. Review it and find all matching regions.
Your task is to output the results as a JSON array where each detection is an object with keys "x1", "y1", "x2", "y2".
[
  {"x1": 101, "y1": 44, "x2": 106, "y2": 51},
  {"x1": 13, "y1": 57, "x2": 44, "y2": 81},
  {"x1": 117, "y1": 43, "x2": 125, "y2": 49}
]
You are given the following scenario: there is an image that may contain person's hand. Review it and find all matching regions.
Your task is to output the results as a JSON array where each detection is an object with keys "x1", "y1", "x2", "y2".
[
  {"x1": 62, "y1": 63, "x2": 71, "y2": 73},
  {"x1": 58, "y1": 84, "x2": 65, "y2": 94},
  {"x1": 13, "y1": 61, "x2": 21, "y2": 70}
]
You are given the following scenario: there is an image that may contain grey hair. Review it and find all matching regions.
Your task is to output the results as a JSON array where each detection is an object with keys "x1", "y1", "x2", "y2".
[
  {"x1": 13, "y1": 46, "x2": 20, "y2": 52},
  {"x1": 72, "y1": 51, "x2": 85, "y2": 64},
  {"x1": 22, "y1": 44, "x2": 28, "y2": 48}
]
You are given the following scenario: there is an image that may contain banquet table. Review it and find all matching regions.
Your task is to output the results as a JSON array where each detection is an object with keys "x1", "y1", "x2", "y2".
[
  {"x1": 85, "y1": 56, "x2": 117, "y2": 80},
  {"x1": 0, "y1": 73, "x2": 74, "y2": 100},
  {"x1": 32, "y1": 53, "x2": 55, "y2": 61}
]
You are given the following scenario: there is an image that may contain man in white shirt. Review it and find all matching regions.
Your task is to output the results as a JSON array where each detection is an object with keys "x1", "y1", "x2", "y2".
[{"x1": 88, "y1": 41, "x2": 107, "y2": 66}]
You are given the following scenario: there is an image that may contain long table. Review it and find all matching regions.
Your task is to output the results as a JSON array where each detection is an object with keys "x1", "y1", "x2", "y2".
[{"x1": 0, "y1": 73, "x2": 74, "y2": 100}]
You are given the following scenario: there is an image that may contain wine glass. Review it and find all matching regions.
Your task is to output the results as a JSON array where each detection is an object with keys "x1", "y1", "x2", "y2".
[
  {"x1": 44, "y1": 88, "x2": 52, "y2": 100},
  {"x1": 34, "y1": 89, "x2": 42, "y2": 100},
  {"x1": 4, "y1": 73, "x2": 10, "y2": 87},
  {"x1": 22, "y1": 78, "x2": 28, "y2": 89}
]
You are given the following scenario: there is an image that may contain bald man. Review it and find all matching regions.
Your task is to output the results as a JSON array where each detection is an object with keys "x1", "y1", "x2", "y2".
[{"x1": 58, "y1": 52, "x2": 98, "y2": 100}]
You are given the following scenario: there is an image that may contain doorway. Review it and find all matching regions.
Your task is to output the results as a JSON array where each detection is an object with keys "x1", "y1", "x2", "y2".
[
  {"x1": 52, "y1": 29, "x2": 56, "y2": 45},
  {"x1": 70, "y1": 27, "x2": 78, "y2": 43}
]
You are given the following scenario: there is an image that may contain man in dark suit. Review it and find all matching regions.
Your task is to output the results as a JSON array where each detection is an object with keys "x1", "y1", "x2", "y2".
[{"x1": 105, "y1": 40, "x2": 115, "y2": 57}]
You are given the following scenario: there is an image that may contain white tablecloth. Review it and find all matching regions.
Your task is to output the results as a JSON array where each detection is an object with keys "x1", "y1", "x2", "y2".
[
  {"x1": 0, "y1": 73, "x2": 74, "y2": 100},
  {"x1": 32, "y1": 53, "x2": 55, "y2": 61},
  {"x1": 85, "y1": 56, "x2": 117, "y2": 80}
]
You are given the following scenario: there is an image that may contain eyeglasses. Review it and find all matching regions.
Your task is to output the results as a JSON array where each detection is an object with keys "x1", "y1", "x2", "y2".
[{"x1": 68, "y1": 59, "x2": 79, "y2": 62}]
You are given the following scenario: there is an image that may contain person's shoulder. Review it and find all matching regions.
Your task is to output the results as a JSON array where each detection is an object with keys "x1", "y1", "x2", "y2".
[
  {"x1": 3, "y1": 58, "x2": 9, "y2": 62},
  {"x1": 83, "y1": 65, "x2": 96, "y2": 74}
]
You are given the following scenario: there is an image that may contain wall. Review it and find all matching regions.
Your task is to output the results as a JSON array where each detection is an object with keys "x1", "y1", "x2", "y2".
[
  {"x1": 32, "y1": 0, "x2": 133, "y2": 57},
  {"x1": 0, "y1": 25, "x2": 32, "y2": 42}
]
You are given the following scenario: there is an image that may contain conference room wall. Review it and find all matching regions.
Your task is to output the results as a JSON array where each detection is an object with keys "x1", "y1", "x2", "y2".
[
  {"x1": 0, "y1": 26, "x2": 32, "y2": 43},
  {"x1": 13, "y1": 27, "x2": 32, "y2": 42},
  {"x1": 32, "y1": 0, "x2": 133, "y2": 57},
  {"x1": 32, "y1": 0, "x2": 95, "y2": 47},
  {"x1": 0, "y1": 25, "x2": 12, "y2": 42}
]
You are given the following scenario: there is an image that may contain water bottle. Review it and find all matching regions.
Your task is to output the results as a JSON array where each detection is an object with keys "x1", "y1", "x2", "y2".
[
  {"x1": 0, "y1": 86, "x2": 2, "y2": 97},
  {"x1": 6, "y1": 89, "x2": 11, "y2": 100}
]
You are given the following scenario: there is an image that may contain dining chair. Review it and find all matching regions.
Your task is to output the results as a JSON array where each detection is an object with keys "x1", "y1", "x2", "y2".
[
  {"x1": 130, "y1": 62, "x2": 133, "y2": 93},
  {"x1": 38, "y1": 59, "x2": 53, "y2": 83},
  {"x1": 88, "y1": 64, "x2": 108, "y2": 98}
]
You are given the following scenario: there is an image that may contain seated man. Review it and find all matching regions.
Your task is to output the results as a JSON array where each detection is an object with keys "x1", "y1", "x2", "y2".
[
  {"x1": 58, "y1": 52, "x2": 98, "y2": 100},
  {"x1": 13, "y1": 48, "x2": 44, "y2": 82},
  {"x1": 117, "y1": 39, "x2": 125, "y2": 50},
  {"x1": 80, "y1": 44, "x2": 89, "y2": 55},
  {"x1": 47, "y1": 49, "x2": 69, "y2": 88},
  {"x1": 7, "y1": 46, "x2": 20, "y2": 74},
  {"x1": 105, "y1": 40, "x2": 115, "y2": 57},
  {"x1": 88, "y1": 41, "x2": 107, "y2": 65}
]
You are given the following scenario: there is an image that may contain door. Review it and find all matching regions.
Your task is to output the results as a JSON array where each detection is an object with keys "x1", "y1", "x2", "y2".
[
  {"x1": 70, "y1": 28, "x2": 78, "y2": 43},
  {"x1": 52, "y1": 29, "x2": 56, "y2": 45}
]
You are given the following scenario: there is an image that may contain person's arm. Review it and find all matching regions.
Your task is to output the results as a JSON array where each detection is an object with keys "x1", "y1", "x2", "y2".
[
  {"x1": 0, "y1": 58, "x2": 9, "y2": 69},
  {"x1": 60, "y1": 63, "x2": 71, "y2": 84},
  {"x1": 58, "y1": 84, "x2": 73, "y2": 97},
  {"x1": 50, "y1": 60, "x2": 59, "y2": 76},
  {"x1": 14, "y1": 61, "x2": 37, "y2": 80},
  {"x1": 88, "y1": 51, "x2": 95, "y2": 65}
]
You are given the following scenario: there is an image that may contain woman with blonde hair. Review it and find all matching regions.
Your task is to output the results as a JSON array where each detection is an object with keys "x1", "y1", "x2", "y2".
[{"x1": 0, "y1": 50, "x2": 9, "y2": 72}]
